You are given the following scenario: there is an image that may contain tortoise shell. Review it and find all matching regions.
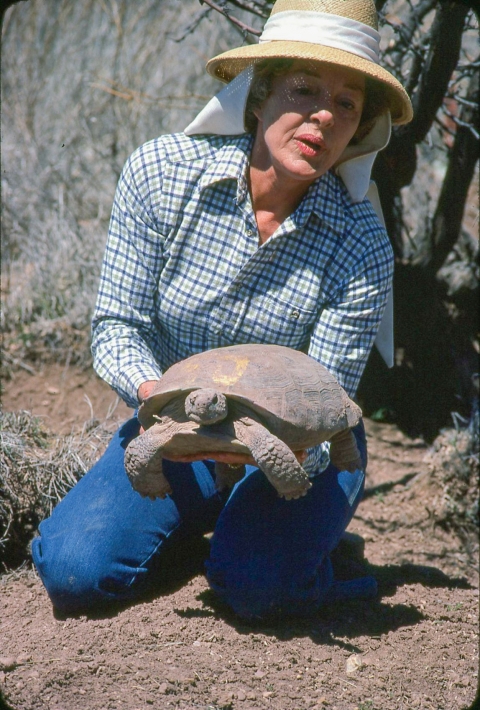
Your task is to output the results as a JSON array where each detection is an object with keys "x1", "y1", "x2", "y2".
[{"x1": 138, "y1": 344, "x2": 361, "y2": 451}]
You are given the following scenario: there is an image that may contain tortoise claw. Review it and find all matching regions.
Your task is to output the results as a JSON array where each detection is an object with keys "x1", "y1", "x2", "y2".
[{"x1": 281, "y1": 486, "x2": 310, "y2": 501}]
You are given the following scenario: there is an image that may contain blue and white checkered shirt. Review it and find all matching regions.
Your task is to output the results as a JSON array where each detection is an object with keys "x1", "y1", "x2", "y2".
[{"x1": 92, "y1": 132, "x2": 393, "y2": 473}]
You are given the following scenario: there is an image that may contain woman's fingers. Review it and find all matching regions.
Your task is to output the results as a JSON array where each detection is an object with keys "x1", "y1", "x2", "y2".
[{"x1": 164, "y1": 449, "x2": 307, "y2": 466}]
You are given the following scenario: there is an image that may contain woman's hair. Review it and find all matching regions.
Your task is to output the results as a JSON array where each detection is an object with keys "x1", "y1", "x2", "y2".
[{"x1": 244, "y1": 58, "x2": 390, "y2": 144}]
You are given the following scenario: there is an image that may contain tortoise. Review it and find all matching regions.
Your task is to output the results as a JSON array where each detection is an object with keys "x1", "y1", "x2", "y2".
[{"x1": 124, "y1": 344, "x2": 363, "y2": 501}]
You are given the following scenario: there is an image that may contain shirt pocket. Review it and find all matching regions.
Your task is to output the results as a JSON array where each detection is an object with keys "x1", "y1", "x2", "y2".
[{"x1": 239, "y1": 292, "x2": 317, "y2": 350}]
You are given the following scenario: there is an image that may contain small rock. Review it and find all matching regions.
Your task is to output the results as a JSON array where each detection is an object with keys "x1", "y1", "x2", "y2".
[
  {"x1": 253, "y1": 670, "x2": 265, "y2": 678},
  {"x1": 16, "y1": 654, "x2": 31, "y2": 664},
  {"x1": 236, "y1": 689, "x2": 247, "y2": 701},
  {"x1": 263, "y1": 691, "x2": 274, "y2": 698},
  {"x1": 246, "y1": 691, "x2": 257, "y2": 700},
  {"x1": 346, "y1": 653, "x2": 363, "y2": 674},
  {"x1": 157, "y1": 683, "x2": 169, "y2": 694},
  {"x1": 0, "y1": 657, "x2": 17, "y2": 672},
  {"x1": 217, "y1": 692, "x2": 234, "y2": 709}
]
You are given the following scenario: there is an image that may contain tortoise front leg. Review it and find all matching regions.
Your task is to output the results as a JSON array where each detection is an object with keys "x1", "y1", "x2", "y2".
[
  {"x1": 233, "y1": 416, "x2": 311, "y2": 501},
  {"x1": 124, "y1": 422, "x2": 174, "y2": 500}
]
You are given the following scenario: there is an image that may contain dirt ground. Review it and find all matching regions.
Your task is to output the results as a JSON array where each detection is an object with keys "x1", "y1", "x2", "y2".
[{"x1": 0, "y1": 365, "x2": 478, "y2": 710}]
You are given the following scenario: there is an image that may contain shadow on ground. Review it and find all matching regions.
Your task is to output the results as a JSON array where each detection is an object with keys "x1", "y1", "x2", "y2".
[
  {"x1": 0, "y1": 689, "x2": 16, "y2": 710},
  {"x1": 178, "y1": 557, "x2": 472, "y2": 649},
  {"x1": 51, "y1": 534, "x2": 472, "y2": 641},
  {"x1": 177, "y1": 590, "x2": 426, "y2": 654}
]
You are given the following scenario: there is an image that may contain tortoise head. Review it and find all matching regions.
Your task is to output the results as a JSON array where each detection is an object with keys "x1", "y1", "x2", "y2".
[{"x1": 184, "y1": 388, "x2": 228, "y2": 425}]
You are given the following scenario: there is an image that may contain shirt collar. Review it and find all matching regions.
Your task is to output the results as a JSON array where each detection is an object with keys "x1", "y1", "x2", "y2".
[
  {"x1": 196, "y1": 134, "x2": 253, "y2": 204},
  {"x1": 294, "y1": 170, "x2": 346, "y2": 234},
  {"x1": 197, "y1": 134, "x2": 346, "y2": 234}
]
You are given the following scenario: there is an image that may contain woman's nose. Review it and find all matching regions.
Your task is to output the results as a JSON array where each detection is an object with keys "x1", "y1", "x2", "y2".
[{"x1": 311, "y1": 107, "x2": 334, "y2": 127}]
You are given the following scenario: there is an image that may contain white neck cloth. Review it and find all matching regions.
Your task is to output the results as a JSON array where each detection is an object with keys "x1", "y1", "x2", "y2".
[
  {"x1": 184, "y1": 58, "x2": 394, "y2": 365},
  {"x1": 260, "y1": 11, "x2": 380, "y2": 63}
]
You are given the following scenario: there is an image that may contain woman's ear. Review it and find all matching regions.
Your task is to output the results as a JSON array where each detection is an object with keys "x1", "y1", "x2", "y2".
[{"x1": 252, "y1": 105, "x2": 263, "y2": 122}]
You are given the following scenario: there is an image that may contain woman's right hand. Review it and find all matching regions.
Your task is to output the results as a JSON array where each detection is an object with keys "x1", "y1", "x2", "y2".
[
  {"x1": 137, "y1": 380, "x2": 161, "y2": 434},
  {"x1": 137, "y1": 380, "x2": 161, "y2": 403}
]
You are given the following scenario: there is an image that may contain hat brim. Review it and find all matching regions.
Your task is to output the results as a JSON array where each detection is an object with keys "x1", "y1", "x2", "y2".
[{"x1": 207, "y1": 41, "x2": 413, "y2": 125}]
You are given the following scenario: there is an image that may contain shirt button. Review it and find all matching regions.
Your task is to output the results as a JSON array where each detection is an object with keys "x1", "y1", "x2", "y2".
[
  {"x1": 246, "y1": 229, "x2": 253, "y2": 237},
  {"x1": 290, "y1": 309, "x2": 300, "y2": 319}
]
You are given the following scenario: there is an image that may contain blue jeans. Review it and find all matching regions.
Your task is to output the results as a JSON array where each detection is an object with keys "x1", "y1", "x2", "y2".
[{"x1": 32, "y1": 417, "x2": 375, "y2": 618}]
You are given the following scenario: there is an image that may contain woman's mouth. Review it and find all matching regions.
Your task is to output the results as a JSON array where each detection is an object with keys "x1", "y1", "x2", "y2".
[{"x1": 294, "y1": 134, "x2": 326, "y2": 157}]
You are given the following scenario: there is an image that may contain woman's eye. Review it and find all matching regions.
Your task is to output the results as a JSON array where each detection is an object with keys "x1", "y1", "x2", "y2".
[
  {"x1": 339, "y1": 100, "x2": 356, "y2": 111},
  {"x1": 294, "y1": 86, "x2": 314, "y2": 96}
]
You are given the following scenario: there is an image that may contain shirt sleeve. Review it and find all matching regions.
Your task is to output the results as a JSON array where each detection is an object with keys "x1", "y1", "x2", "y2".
[
  {"x1": 303, "y1": 230, "x2": 393, "y2": 474},
  {"x1": 91, "y1": 145, "x2": 166, "y2": 408},
  {"x1": 308, "y1": 234, "x2": 394, "y2": 399}
]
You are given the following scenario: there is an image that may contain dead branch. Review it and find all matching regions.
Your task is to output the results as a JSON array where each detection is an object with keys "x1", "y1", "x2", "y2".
[
  {"x1": 227, "y1": 0, "x2": 269, "y2": 19},
  {"x1": 408, "y1": 1, "x2": 469, "y2": 144},
  {"x1": 199, "y1": 0, "x2": 261, "y2": 36},
  {"x1": 430, "y1": 70, "x2": 479, "y2": 272},
  {"x1": 170, "y1": 6, "x2": 211, "y2": 42}
]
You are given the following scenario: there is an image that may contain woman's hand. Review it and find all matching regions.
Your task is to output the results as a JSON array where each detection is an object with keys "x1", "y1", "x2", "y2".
[
  {"x1": 138, "y1": 380, "x2": 161, "y2": 403},
  {"x1": 137, "y1": 380, "x2": 161, "y2": 435},
  {"x1": 160, "y1": 450, "x2": 308, "y2": 466}
]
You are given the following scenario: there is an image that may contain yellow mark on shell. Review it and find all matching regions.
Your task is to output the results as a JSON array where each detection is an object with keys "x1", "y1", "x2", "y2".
[
  {"x1": 181, "y1": 361, "x2": 200, "y2": 386},
  {"x1": 211, "y1": 356, "x2": 249, "y2": 386}
]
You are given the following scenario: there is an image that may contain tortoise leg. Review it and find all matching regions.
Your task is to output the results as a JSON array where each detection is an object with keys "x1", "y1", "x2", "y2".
[
  {"x1": 329, "y1": 428, "x2": 363, "y2": 473},
  {"x1": 233, "y1": 416, "x2": 311, "y2": 501},
  {"x1": 214, "y1": 462, "x2": 246, "y2": 491},
  {"x1": 124, "y1": 422, "x2": 174, "y2": 500}
]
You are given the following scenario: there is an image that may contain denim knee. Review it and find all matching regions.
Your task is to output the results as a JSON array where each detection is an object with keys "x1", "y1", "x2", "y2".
[
  {"x1": 206, "y1": 552, "x2": 334, "y2": 620},
  {"x1": 205, "y1": 450, "x2": 368, "y2": 620},
  {"x1": 31, "y1": 521, "x2": 154, "y2": 614}
]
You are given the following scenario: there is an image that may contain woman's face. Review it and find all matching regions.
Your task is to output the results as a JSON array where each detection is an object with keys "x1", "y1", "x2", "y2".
[{"x1": 253, "y1": 61, "x2": 365, "y2": 186}]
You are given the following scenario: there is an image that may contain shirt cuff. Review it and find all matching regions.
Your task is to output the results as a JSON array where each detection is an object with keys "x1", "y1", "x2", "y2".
[
  {"x1": 116, "y1": 364, "x2": 163, "y2": 408},
  {"x1": 303, "y1": 442, "x2": 331, "y2": 476}
]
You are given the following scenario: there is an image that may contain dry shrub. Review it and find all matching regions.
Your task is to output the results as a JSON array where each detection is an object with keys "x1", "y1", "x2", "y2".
[
  {"x1": 0, "y1": 410, "x2": 118, "y2": 569},
  {"x1": 1, "y1": 0, "x2": 240, "y2": 373},
  {"x1": 422, "y1": 410, "x2": 479, "y2": 536}
]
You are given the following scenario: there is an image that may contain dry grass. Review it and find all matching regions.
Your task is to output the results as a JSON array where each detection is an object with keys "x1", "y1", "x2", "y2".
[
  {"x1": 0, "y1": 410, "x2": 118, "y2": 569},
  {"x1": 1, "y1": 0, "x2": 241, "y2": 373},
  {"x1": 423, "y1": 409, "x2": 479, "y2": 538}
]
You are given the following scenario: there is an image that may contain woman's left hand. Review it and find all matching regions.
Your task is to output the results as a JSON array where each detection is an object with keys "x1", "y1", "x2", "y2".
[{"x1": 163, "y1": 450, "x2": 308, "y2": 466}]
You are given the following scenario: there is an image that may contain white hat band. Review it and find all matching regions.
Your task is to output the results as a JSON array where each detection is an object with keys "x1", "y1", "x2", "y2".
[{"x1": 260, "y1": 11, "x2": 380, "y2": 64}]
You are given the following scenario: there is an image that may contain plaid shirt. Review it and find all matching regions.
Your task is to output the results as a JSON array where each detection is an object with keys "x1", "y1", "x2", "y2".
[{"x1": 92, "y1": 133, "x2": 393, "y2": 473}]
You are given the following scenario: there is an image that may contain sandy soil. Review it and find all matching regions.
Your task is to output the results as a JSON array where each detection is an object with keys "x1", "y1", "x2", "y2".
[{"x1": 0, "y1": 367, "x2": 478, "y2": 710}]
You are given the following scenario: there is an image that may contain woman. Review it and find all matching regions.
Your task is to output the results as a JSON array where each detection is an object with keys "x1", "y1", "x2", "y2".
[{"x1": 32, "y1": 0, "x2": 412, "y2": 619}]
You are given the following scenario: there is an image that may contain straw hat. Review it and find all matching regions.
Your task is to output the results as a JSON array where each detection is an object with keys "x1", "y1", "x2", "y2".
[{"x1": 206, "y1": 0, "x2": 412, "y2": 125}]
